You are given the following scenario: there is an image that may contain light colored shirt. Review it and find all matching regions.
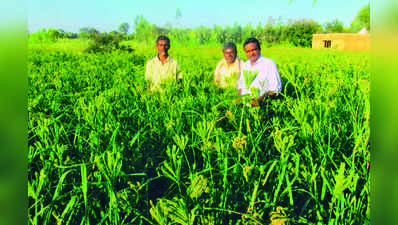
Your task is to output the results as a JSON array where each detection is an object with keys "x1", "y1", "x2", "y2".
[
  {"x1": 145, "y1": 55, "x2": 181, "y2": 90},
  {"x1": 238, "y1": 55, "x2": 282, "y2": 97},
  {"x1": 214, "y1": 57, "x2": 242, "y2": 88}
]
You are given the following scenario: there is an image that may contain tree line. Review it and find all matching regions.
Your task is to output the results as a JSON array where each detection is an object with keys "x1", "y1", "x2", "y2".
[{"x1": 29, "y1": 4, "x2": 370, "y2": 49}]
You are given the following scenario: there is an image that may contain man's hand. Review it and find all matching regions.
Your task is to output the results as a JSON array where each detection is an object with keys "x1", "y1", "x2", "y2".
[
  {"x1": 250, "y1": 98, "x2": 259, "y2": 107},
  {"x1": 214, "y1": 75, "x2": 220, "y2": 85}
]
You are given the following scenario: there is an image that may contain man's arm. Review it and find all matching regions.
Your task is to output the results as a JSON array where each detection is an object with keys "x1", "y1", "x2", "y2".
[
  {"x1": 214, "y1": 60, "x2": 223, "y2": 85},
  {"x1": 145, "y1": 60, "x2": 151, "y2": 80},
  {"x1": 144, "y1": 61, "x2": 152, "y2": 89}
]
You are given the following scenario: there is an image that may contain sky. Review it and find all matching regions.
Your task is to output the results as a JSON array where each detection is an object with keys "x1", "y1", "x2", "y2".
[{"x1": 27, "y1": 0, "x2": 370, "y2": 33}]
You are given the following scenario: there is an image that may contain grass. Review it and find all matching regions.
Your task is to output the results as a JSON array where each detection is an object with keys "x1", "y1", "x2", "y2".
[{"x1": 28, "y1": 39, "x2": 370, "y2": 224}]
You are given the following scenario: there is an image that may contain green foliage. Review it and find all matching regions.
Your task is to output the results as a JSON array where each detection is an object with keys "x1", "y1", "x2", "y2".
[
  {"x1": 28, "y1": 41, "x2": 370, "y2": 224},
  {"x1": 29, "y1": 28, "x2": 78, "y2": 42},
  {"x1": 324, "y1": 19, "x2": 344, "y2": 33},
  {"x1": 79, "y1": 27, "x2": 99, "y2": 39},
  {"x1": 31, "y1": 13, "x2": 358, "y2": 47},
  {"x1": 134, "y1": 15, "x2": 153, "y2": 42},
  {"x1": 285, "y1": 19, "x2": 321, "y2": 47},
  {"x1": 84, "y1": 32, "x2": 134, "y2": 53},
  {"x1": 243, "y1": 70, "x2": 258, "y2": 87},
  {"x1": 118, "y1": 22, "x2": 129, "y2": 34},
  {"x1": 351, "y1": 3, "x2": 370, "y2": 32}
]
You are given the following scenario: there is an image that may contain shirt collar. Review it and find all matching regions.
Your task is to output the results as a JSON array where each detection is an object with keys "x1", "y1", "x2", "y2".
[
  {"x1": 155, "y1": 55, "x2": 171, "y2": 63},
  {"x1": 249, "y1": 55, "x2": 264, "y2": 66},
  {"x1": 223, "y1": 56, "x2": 240, "y2": 66}
]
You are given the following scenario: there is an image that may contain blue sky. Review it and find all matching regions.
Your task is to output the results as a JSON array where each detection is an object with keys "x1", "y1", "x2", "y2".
[{"x1": 28, "y1": 0, "x2": 370, "y2": 33}]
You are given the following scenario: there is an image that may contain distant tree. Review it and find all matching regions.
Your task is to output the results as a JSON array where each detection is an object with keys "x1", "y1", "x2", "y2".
[
  {"x1": 79, "y1": 27, "x2": 100, "y2": 39},
  {"x1": 242, "y1": 23, "x2": 254, "y2": 43},
  {"x1": 118, "y1": 22, "x2": 129, "y2": 34},
  {"x1": 134, "y1": 15, "x2": 152, "y2": 42},
  {"x1": 65, "y1": 32, "x2": 78, "y2": 39},
  {"x1": 57, "y1": 29, "x2": 66, "y2": 38},
  {"x1": 88, "y1": 28, "x2": 100, "y2": 38},
  {"x1": 229, "y1": 23, "x2": 242, "y2": 43},
  {"x1": 212, "y1": 25, "x2": 225, "y2": 43},
  {"x1": 263, "y1": 20, "x2": 277, "y2": 44},
  {"x1": 79, "y1": 27, "x2": 90, "y2": 39},
  {"x1": 85, "y1": 31, "x2": 133, "y2": 53},
  {"x1": 47, "y1": 28, "x2": 60, "y2": 41},
  {"x1": 194, "y1": 26, "x2": 212, "y2": 44},
  {"x1": 324, "y1": 19, "x2": 344, "y2": 33},
  {"x1": 351, "y1": 3, "x2": 370, "y2": 32},
  {"x1": 285, "y1": 19, "x2": 321, "y2": 47},
  {"x1": 151, "y1": 24, "x2": 169, "y2": 36},
  {"x1": 255, "y1": 22, "x2": 263, "y2": 40}
]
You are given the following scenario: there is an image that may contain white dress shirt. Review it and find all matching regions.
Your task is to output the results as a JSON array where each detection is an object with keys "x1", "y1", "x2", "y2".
[{"x1": 238, "y1": 55, "x2": 282, "y2": 97}]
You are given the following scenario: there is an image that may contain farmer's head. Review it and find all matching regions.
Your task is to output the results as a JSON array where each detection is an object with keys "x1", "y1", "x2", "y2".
[
  {"x1": 223, "y1": 42, "x2": 237, "y2": 64},
  {"x1": 156, "y1": 35, "x2": 170, "y2": 56},
  {"x1": 243, "y1": 37, "x2": 261, "y2": 63}
]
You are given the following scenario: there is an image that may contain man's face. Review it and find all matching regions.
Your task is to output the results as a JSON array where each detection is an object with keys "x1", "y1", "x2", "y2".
[
  {"x1": 156, "y1": 40, "x2": 170, "y2": 55},
  {"x1": 244, "y1": 42, "x2": 260, "y2": 63},
  {"x1": 223, "y1": 48, "x2": 236, "y2": 64}
]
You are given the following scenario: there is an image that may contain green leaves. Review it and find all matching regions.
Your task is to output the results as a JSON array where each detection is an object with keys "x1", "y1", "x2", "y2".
[
  {"x1": 28, "y1": 42, "x2": 370, "y2": 225},
  {"x1": 243, "y1": 69, "x2": 259, "y2": 89}
]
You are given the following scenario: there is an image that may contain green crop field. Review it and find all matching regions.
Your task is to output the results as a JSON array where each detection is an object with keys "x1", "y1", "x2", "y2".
[{"x1": 28, "y1": 39, "x2": 370, "y2": 225}]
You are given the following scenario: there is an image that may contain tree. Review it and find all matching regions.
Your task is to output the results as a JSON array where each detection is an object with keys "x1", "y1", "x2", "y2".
[
  {"x1": 47, "y1": 28, "x2": 60, "y2": 41},
  {"x1": 134, "y1": 15, "x2": 152, "y2": 42},
  {"x1": 118, "y1": 22, "x2": 129, "y2": 34},
  {"x1": 351, "y1": 3, "x2": 370, "y2": 32},
  {"x1": 79, "y1": 27, "x2": 92, "y2": 39},
  {"x1": 285, "y1": 19, "x2": 321, "y2": 47},
  {"x1": 242, "y1": 23, "x2": 254, "y2": 43},
  {"x1": 57, "y1": 29, "x2": 66, "y2": 38},
  {"x1": 324, "y1": 19, "x2": 344, "y2": 33},
  {"x1": 230, "y1": 23, "x2": 242, "y2": 43}
]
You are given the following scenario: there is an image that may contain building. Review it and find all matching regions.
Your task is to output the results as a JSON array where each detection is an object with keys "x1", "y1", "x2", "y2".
[{"x1": 312, "y1": 33, "x2": 370, "y2": 51}]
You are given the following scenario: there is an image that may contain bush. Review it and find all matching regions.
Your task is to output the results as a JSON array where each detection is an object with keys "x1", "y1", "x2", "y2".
[
  {"x1": 284, "y1": 19, "x2": 321, "y2": 47},
  {"x1": 84, "y1": 32, "x2": 134, "y2": 53}
]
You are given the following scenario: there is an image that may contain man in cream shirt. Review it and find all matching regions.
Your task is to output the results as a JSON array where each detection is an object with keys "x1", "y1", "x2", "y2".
[
  {"x1": 214, "y1": 42, "x2": 242, "y2": 89},
  {"x1": 238, "y1": 37, "x2": 282, "y2": 106},
  {"x1": 145, "y1": 35, "x2": 181, "y2": 91}
]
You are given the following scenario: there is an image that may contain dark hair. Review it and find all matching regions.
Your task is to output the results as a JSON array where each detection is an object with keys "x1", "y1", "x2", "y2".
[
  {"x1": 243, "y1": 37, "x2": 261, "y2": 50},
  {"x1": 156, "y1": 35, "x2": 170, "y2": 45},
  {"x1": 223, "y1": 42, "x2": 237, "y2": 53}
]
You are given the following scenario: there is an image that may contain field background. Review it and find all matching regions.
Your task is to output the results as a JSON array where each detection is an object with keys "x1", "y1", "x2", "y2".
[{"x1": 28, "y1": 38, "x2": 370, "y2": 225}]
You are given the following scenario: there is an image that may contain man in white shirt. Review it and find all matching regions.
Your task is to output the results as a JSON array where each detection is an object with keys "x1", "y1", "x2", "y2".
[{"x1": 237, "y1": 37, "x2": 282, "y2": 106}]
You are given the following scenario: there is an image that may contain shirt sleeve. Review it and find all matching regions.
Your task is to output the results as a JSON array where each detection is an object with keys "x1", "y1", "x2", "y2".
[
  {"x1": 145, "y1": 60, "x2": 151, "y2": 81},
  {"x1": 214, "y1": 60, "x2": 222, "y2": 82},
  {"x1": 237, "y1": 68, "x2": 245, "y2": 90},
  {"x1": 176, "y1": 61, "x2": 182, "y2": 80},
  {"x1": 266, "y1": 61, "x2": 282, "y2": 93}
]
